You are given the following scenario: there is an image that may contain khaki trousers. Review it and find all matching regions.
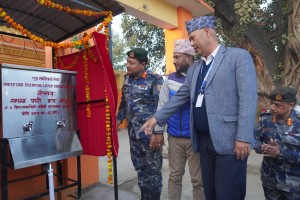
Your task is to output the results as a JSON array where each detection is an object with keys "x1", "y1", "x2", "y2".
[{"x1": 168, "y1": 135, "x2": 205, "y2": 200}]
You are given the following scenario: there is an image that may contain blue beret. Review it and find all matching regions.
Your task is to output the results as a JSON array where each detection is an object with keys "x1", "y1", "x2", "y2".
[{"x1": 185, "y1": 16, "x2": 216, "y2": 35}]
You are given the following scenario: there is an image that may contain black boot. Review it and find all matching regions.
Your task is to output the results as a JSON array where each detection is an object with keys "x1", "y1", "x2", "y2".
[{"x1": 140, "y1": 187, "x2": 149, "y2": 200}]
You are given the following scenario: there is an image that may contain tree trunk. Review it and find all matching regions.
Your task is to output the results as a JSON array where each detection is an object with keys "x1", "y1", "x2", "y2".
[
  {"x1": 213, "y1": 0, "x2": 278, "y2": 96},
  {"x1": 282, "y1": 0, "x2": 300, "y2": 96}
]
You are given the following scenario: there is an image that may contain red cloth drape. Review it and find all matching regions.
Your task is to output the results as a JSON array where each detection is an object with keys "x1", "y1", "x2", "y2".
[{"x1": 57, "y1": 32, "x2": 118, "y2": 156}]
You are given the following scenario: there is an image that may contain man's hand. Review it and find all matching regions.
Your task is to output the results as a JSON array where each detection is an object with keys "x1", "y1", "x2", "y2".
[
  {"x1": 149, "y1": 134, "x2": 164, "y2": 151},
  {"x1": 234, "y1": 141, "x2": 251, "y2": 160},
  {"x1": 140, "y1": 117, "x2": 158, "y2": 135},
  {"x1": 261, "y1": 139, "x2": 280, "y2": 158},
  {"x1": 116, "y1": 120, "x2": 121, "y2": 126},
  {"x1": 116, "y1": 120, "x2": 122, "y2": 131}
]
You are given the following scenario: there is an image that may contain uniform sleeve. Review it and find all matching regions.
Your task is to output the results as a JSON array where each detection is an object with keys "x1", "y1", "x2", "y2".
[
  {"x1": 278, "y1": 150, "x2": 300, "y2": 164},
  {"x1": 253, "y1": 127, "x2": 263, "y2": 154},
  {"x1": 116, "y1": 80, "x2": 127, "y2": 123},
  {"x1": 154, "y1": 78, "x2": 169, "y2": 133},
  {"x1": 152, "y1": 75, "x2": 164, "y2": 104},
  {"x1": 277, "y1": 116, "x2": 300, "y2": 163}
]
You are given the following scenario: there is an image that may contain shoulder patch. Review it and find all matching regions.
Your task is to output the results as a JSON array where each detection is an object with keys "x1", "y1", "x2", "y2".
[{"x1": 147, "y1": 70, "x2": 162, "y2": 79}]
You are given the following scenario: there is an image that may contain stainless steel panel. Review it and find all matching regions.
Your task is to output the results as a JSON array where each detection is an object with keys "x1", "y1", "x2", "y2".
[
  {"x1": 8, "y1": 131, "x2": 82, "y2": 169},
  {"x1": 1, "y1": 64, "x2": 77, "y2": 138},
  {"x1": 0, "y1": 64, "x2": 83, "y2": 169}
]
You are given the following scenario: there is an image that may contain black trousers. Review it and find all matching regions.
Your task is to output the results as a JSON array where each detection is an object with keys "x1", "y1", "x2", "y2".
[{"x1": 199, "y1": 135, "x2": 247, "y2": 200}]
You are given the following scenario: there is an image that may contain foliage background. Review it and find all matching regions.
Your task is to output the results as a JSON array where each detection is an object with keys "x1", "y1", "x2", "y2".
[
  {"x1": 111, "y1": 14, "x2": 165, "y2": 74},
  {"x1": 111, "y1": 0, "x2": 300, "y2": 108}
]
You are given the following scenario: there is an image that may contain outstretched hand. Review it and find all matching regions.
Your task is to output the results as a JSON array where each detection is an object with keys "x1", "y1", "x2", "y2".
[{"x1": 140, "y1": 117, "x2": 158, "y2": 135}]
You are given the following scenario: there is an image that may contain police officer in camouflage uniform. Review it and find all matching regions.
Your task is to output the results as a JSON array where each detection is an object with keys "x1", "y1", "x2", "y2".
[
  {"x1": 254, "y1": 86, "x2": 300, "y2": 200},
  {"x1": 117, "y1": 48, "x2": 164, "y2": 200}
]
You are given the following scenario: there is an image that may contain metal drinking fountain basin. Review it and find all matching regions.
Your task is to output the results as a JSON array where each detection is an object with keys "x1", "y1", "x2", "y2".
[{"x1": 0, "y1": 63, "x2": 82, "y2": 169}]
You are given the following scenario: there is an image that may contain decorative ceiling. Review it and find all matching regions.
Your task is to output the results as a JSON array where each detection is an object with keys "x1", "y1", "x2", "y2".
[{"x1": 0, "y1": 0, "x2": 125, "y2": 42}]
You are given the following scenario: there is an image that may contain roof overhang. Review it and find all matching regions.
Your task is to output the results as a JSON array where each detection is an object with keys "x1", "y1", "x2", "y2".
[
  {"x1": 116, "y1": 0, "x2": 214, "y2": 29},
  {"x1": 0, "y1": 0, "x2": 125, "y2": 42}
]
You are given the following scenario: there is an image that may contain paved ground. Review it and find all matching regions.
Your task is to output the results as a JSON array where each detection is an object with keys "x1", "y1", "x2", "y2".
[{"x1": 80, "y1": 129, "x2": 265, "y2": 200}]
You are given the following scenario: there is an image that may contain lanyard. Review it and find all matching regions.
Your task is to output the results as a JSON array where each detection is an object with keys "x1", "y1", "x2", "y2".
[{"x1": 199, "y1": 59, "x2": 214, "y2": 94}]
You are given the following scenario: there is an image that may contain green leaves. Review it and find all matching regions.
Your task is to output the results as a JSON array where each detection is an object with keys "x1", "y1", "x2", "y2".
[{"x1": 112, "y1": 14, "x2": 165, "y2": 73}]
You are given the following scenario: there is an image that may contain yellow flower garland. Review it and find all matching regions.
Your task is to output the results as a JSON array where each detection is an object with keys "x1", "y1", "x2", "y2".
[
  {"x1": 58, "y1": 46, "x2": 113, "y2": 184},
  {"x1": 0, "y1": 1, "x2": 112, "y2": 49},
  {"x1": 57, "y1": 47, "x2": 99, "y2": 118},
  {"x1": 0, "y1": 1, "x2": 114, "y2": 182},
  {"x1": 83, "y1": 50, "x2": 91, "y2": 118},
  {"x1": 58, "y1": 53, "x2": 80, "y2": 70},
  {"x1": 105, "y1": 94, "x2": 113, "y2": 184}
]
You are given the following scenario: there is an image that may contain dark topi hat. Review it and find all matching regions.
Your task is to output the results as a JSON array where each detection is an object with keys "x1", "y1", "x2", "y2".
[
  {"x1": 269, "y1": 86, "x2": 297, "y2": 102},
  {"x1": 126, "y1": 48, "x2": 148, "y2": 59},
  {"x1": 185, "y1": 15, "x2": 216, "y2": 35}
]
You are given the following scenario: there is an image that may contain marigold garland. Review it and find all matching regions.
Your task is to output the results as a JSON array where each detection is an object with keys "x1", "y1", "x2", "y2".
[
  {"x1": 83, "y1": 50, "x2": 92, "y2": 118},
  {"x1": 0, "y1": 1, "x2": 112, "y2": 49},
  {"x1": 57, "y1": 46, "x2": 99, "y2": 118},
  {"x1": 0, "y1": 1, "x2": 114, "y2": 179},
  {"x1": 105, "y1": 93, "x2": 113, "y2": 184},
  {"x1": 58, "y1": 52, "x2": 80, "y2": 70}
]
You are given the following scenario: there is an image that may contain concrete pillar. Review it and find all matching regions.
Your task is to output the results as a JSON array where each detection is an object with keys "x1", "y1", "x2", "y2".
[{"x1": 164, "y1": 7, "x2": 192, "y2": 74}]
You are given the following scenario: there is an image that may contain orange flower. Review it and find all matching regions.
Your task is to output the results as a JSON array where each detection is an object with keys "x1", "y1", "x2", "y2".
[{"x1": 0, "y1": 4, "x2": 111, "y2": 49}]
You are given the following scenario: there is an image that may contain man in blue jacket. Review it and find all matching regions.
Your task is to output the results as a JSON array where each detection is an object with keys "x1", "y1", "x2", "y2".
[{"x1": 155, "y1": 39, "x2": 205, "y2": 200}]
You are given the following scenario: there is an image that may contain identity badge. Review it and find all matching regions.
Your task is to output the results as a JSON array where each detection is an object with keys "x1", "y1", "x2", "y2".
[{"x1": 196, "y1": 94, "x2": 204, "y2": 107}]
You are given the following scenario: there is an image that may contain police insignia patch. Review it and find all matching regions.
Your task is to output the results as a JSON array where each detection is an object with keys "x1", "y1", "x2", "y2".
[
  {"x1": 138, "y1": 84, "x2": 148, "y2": 90},
  {"x1": 275, "y1": 94, "x2": 282, "y2": 101},
  {"x1": 130, "y1": 52, "x2": 135, "y2": 58}
]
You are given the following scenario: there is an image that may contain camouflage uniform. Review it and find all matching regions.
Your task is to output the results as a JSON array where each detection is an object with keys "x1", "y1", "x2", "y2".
[
  {"x1": 254, "y1": 109, "x2": 300, "y2": 200},
  {"x1": 117, "y1": 70, "x2": 164, "y2": 194}
]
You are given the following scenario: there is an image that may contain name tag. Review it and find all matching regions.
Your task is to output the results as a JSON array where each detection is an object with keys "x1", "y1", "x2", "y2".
[
  {"x1": 196, "y1": 94, "x2": 204, "y2": 107},
  {"x1": 138, "y1": 85, "x2": 148, "y2": 90}
]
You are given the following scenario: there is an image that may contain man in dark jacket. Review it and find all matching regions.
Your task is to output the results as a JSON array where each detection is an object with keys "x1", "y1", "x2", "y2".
[
  {"x1": 254, "y1": 86, "x2": 300, "y2": 199},
  {"x1": 117, "y1": 48, "x2": 164, "y2": 200}
]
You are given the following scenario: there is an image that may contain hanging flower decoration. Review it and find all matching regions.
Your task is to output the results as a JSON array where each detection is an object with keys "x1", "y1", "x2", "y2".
[
  {"x1": 105, "y1": 90, "x2": 113, "y2": 184},
  {"x1": 57, "y1": 45, "x2": 99, "y2": 118},
  {"x1": 0, "y1": 1, "x2": 114, "y2": 182},
  {"x1": 83, "y1": 50, "x2": 92, "y2": 118},
  {"x1": 57, "y1": 53, "x2": 80, "y2": 70},
  {"x1": 0, "y1": 1, "x2": 112, "y2": 49}
]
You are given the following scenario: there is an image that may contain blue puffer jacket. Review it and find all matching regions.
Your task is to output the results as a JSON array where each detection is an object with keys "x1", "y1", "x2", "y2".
[{"x1": 166, "y1": 73, "x2": 190, "y2": 137}]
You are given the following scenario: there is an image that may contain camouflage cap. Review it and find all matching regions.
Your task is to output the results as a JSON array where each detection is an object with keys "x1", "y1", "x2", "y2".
[
  {"x1": 127, "y1": 48, "x2": 148, "y2": 59},
  {"x1": 185, "y1": 15, "x2": 216, "y2": 35},
  {"x1": 269, "y1": 86, "x2": 297, "y2": 102}
]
